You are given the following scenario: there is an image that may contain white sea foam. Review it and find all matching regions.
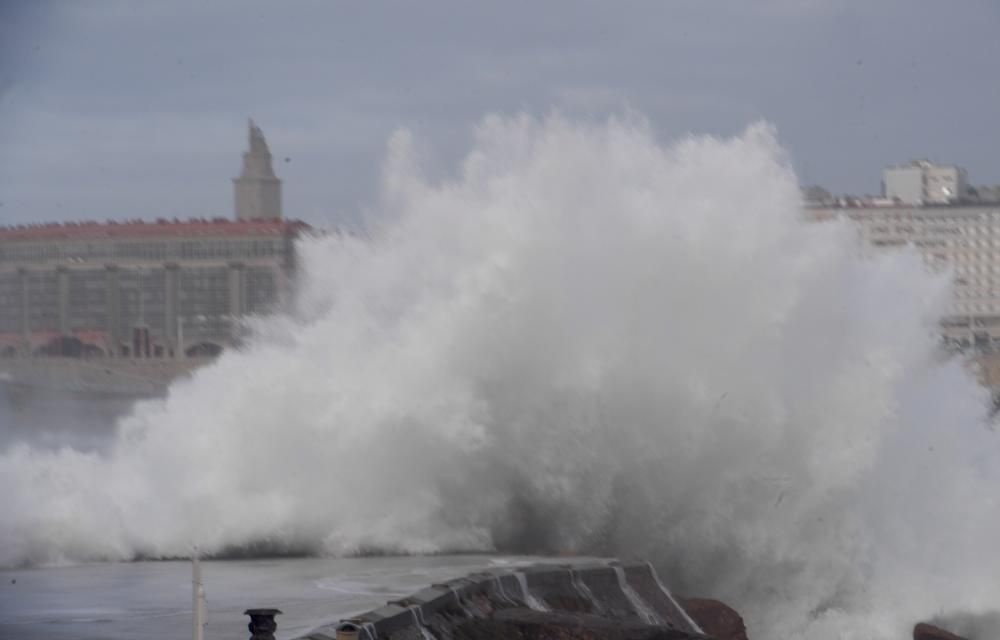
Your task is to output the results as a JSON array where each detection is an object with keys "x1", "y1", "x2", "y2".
[{"x1": 2, "y1": 113, "x2": 998, "y2": 639}]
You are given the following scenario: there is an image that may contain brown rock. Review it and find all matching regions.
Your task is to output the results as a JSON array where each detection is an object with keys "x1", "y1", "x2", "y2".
[
  {"x1": 677, "y1": 599, "x2": 748, "y2": 640},
  {"x1": 913, "y1": 623, "x2": 968, "y2": 640}
]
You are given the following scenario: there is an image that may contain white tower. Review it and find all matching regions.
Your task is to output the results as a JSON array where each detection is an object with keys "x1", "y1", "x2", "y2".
[{"x1": 233, "y1": 119, "x2": 282, "y2": 220}]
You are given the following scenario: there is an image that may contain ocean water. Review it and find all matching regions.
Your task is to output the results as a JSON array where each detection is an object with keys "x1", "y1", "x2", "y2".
[{"x1": 2, "y1": 114, "x2": 999, "y2": 638}]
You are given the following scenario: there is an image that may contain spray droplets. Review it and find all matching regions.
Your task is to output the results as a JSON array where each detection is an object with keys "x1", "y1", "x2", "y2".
[{"x1": 1, "y1": 114, "x2": 998, "y2": 639}]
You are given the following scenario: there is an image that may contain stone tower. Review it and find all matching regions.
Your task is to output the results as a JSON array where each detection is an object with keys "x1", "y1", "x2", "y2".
[{"x1": 233, "y1": 119, "x2": 282, "y2": 220}]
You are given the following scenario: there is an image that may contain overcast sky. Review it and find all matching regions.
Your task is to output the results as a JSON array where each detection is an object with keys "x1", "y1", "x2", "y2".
[{"x1": 1, "y1": 1, "x2": 998, "y2": 229}]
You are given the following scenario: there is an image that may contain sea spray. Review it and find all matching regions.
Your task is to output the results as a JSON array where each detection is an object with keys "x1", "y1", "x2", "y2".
[
  {"x1": 408, "y1": 607, "x2": 436, "y2": 640},
  {"x1": 646, "y1": 561, "x2": 700, "y2": 633},
  {"x1": 613, "y1": 565, "x2": 662, "y2": 625},
  {"x1": 492, "y1": 575, "x2": 517, "y2": 607},
  {"x1": 445, "y1": 584, "x2": 474, "y2": 617},
  {"x1": 570, "y1": 568, "x2": 602, "y2": 614},
  {"x1": 1, "y1": 114, "x2": 998, "y2": 639},
  {"x1": 514, "y1": 570, "x2": 548, "y2": 612}
]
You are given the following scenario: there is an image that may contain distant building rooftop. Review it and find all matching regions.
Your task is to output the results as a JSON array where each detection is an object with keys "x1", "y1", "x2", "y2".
[
  {"x1": 0, "y1": 218, "x2": 310, "y2": 242},
  {"x1": 805, "y1": 199, "x2": 1000, "y2": 210}
]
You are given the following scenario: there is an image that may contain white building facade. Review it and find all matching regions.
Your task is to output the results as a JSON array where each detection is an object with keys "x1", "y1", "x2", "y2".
[
  {"x1": 0, "y1": 120, "x2": 305, "y2": 360},
  {"x1": 809, "y1": 203, "x2": 1000, "y2": 349},
  {"x1": 883, "y1": 160, "x2": 968, "y2": 206}
]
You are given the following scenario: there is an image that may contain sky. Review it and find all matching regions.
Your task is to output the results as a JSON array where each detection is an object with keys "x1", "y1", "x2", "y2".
[{"x1": 0, "y1": 0, "x2": 998, "y2": 229}]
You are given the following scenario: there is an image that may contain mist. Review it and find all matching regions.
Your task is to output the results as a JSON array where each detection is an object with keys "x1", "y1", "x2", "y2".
[{"x1": 1, "y1": 114, "x2": 997, "y2": 639}]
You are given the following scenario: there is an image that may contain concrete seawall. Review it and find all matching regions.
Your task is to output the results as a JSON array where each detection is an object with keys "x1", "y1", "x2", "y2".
[{"x1": 297, "y1": 561, "x2": 705, "y2": 640}]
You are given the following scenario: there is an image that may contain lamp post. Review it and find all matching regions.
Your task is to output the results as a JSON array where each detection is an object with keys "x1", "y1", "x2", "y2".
[{"x1": 192, "y1": 551, "x2": 206, "y2": 640}]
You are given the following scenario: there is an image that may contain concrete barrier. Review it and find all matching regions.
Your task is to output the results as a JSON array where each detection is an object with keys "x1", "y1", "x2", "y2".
[{"x1": 296, "y1": 560, "x2": 705, "y2": 640}]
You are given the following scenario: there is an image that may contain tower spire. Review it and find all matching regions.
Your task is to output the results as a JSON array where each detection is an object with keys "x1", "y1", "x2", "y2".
[{"x1": 233, "y1": 119, "x2": 282, "y2": 220}]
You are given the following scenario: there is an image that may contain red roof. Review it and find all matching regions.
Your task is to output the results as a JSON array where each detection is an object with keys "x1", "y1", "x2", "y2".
[{"x1": 0, "y1": 218, "x2": 311, "y2": 241}]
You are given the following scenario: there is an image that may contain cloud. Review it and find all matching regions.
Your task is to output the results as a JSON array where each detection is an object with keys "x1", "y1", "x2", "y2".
[{"x1": 0, "y1": 1, "x2": 998, "y2": 225}]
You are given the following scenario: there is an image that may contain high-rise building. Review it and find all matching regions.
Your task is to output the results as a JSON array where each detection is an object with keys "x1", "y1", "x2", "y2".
[{"x1": 883, "y1": 160, "x2": 969, "y2": 206}]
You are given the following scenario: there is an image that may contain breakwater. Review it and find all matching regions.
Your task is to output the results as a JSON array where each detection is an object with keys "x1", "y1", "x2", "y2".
[{"x1": 297, "y1": 561, "x2": 705, "y2": 640}]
